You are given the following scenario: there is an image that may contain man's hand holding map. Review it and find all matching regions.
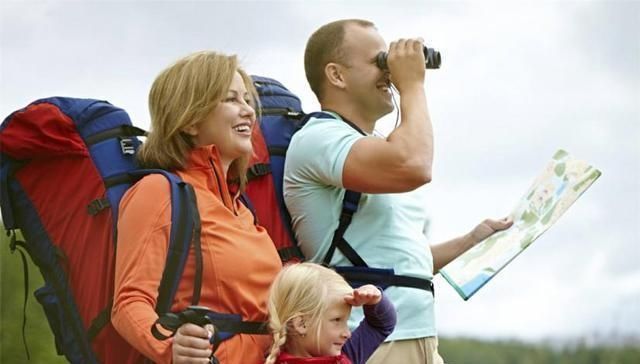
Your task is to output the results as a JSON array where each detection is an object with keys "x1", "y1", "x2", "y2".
[{"x1": 440, "y1": 149, "x2": 602, "y2": 300}]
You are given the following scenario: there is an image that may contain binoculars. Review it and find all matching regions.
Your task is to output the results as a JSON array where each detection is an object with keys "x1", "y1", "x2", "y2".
[{"x1": 376, "y1": 45, "x2": 441, "y2": 70}]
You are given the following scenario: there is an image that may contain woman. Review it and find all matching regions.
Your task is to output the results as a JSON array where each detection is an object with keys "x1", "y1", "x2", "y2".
[{"x1": 112, "y1": 51, "x2": 282, "y2": 363}]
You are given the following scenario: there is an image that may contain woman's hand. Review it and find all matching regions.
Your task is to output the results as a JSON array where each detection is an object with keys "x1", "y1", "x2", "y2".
[
  {"x1": 344, "y1": 284, "x2": 382, "y2": 306},
  {"x1": 172, "y1": 323, "x2": 214, "y2": 364}
]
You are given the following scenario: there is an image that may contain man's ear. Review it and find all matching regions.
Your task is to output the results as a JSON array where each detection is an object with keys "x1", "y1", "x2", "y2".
[
  {"x1": 325, "y1": 62, "x2": 346, "y2": 89},
  {"x1": 289, "y1": 315, "x2": 308, "y2": 336}
]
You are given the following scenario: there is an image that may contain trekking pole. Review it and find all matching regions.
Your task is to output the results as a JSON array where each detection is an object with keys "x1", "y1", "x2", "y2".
[{"x1": 152, "y1": 305, "x2": 220, "y2": 364}]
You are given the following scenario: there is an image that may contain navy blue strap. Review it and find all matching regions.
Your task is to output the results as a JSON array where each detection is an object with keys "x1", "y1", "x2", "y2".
[
  {"x1": 303, "y1": 111, "x2": 334, "y2": 129},
  {"x1": 315, "y1": 110, "x2": 368, "y2": 136},
  {"x1": 158, "y1": 174, "x2": 200, "y2": 313},
  {"x1": 307, "y1": 111, "x2": 370, "y2": 268},
  {"x1": 0, "y1": 160, "x2": 16, "y2": 229},
  {"x1": 336, "y1": 267, "x2": 435, "y2": 294},
  {"x1": 9, "y1": 233, "x2": 31, "y2": 360},
  {"x1": 212, "y1": 319, "x2": 268, "y2": 335},
  {"x1": 83, "y1": 125, "x2": 147, "y2": 146},
  {"x1": 239, "y1": 193, "x2": 257, "y2": 225},
  {"x1": 260, "y1": 107, "x2": 304, "y2": 119},
  {"x1": 152, "y1": 308, "x2": 268, "y2": 341},
  {"x1": 87, "y1": 300, "x2": 112, "y2": 341},
  {"x1": 277, "y1": 246, "x2": 304, "y2": 262},
  {"x1": 322, "y1": 190, "x2": 364, "y2": 266},
  {"x1": 246, "y1": 163, "x2": 271, "y2": 181},
  {"x1": 127, "y1": 170, "x2": 201, "y2": 315},
  {"x1": 335, "y1": 237, "x2": 367, "y2": 267},
  {"x1": 187, "y1": 184, "x2": 203, "y2": 306}
]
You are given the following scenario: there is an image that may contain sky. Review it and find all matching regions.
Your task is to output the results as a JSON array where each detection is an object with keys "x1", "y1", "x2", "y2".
[{"x1": 1, "y1": 0, "x2": 639, "y2": 343}]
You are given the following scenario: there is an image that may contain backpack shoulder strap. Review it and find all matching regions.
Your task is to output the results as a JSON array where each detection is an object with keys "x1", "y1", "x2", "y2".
[
  {"x1": 300, "y1": 111, "x2": 333, "y2": 129},
  {"x1": 129, "y1": 170, "x2": 203, "y2": 314},
  {"x1": 0, "y1": 158, "x2": 17, "y2": 229},
  {"x1": 322, "y1": 189, "x2": 366, "y2": 267},
  {"x1": 306, "y1": 111, "x2": 369, "y2": 267},
  {"x1": 238, "y1": 193, "x2": 257, "y2": 225}
]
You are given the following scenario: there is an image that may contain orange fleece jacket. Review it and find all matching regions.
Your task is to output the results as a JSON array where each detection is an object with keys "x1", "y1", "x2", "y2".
[{"x1": 112, "y1": 146, "x2": 281, "y2": 363}]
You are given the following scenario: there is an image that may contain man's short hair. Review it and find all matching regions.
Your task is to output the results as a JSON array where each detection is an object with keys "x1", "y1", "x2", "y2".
[{"x1": 304, "y1": 19, "x2": 374, "y2": 101}]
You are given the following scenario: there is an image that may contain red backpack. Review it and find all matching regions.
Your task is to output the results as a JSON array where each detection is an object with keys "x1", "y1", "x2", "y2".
[
  {"x1": 0, "y1": 98, "x2": 201, "y2": 363},
  {"x1": 246, "y1": 75, "x2": 306, "y2": 263}
]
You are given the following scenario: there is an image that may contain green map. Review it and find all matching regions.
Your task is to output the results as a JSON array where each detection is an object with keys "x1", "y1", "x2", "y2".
[{"x1": 440, "y1": 149, "x2": 601, "y2": 300}]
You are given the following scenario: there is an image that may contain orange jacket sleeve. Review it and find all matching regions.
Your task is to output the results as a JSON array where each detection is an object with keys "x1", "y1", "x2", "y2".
[{"x1": 112, "y1": 174, "x2": 173, "y2": 363}]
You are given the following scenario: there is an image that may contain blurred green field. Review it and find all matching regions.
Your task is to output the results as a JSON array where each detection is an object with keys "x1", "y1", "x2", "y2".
[
  {"x1": 1, "y1": 231, "x2": 639, "y2": 363},
  {"x1": 1, "y1": 231, "x2": 66, "y2": 363},
  {"x1": 438, "y1": 337, "x2": 640, "y2": 364}
]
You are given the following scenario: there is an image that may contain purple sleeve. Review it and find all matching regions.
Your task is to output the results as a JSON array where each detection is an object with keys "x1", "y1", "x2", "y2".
[{"x1": 342, "y1": 293, "x2": 397, "y2": 364}]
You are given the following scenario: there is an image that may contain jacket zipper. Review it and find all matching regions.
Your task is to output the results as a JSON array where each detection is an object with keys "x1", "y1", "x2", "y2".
[{"x1": 209, "y1": 160, "x2": 238, "y2": 215}]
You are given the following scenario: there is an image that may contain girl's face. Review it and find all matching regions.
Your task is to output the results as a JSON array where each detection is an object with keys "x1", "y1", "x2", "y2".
[
  {"x1": 189, "y1": 71, "x2": 256, "y2": 171},
  {"x1": 299, "y1": 293, "x2": 352, "y2": 357}
]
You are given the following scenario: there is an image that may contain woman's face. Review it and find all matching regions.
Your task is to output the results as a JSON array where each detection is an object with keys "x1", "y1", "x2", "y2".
[{"x1": 191, "y1": 71, "x2": 256, "y2": 170}]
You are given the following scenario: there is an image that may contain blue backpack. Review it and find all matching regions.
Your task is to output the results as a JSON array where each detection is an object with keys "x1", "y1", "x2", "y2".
[
  {"x1": 0, "y1": 97, "x2": 202, "y2": 363},
  {"x1": 248, "y1": 76, "x2": 435, "y2": 294}
]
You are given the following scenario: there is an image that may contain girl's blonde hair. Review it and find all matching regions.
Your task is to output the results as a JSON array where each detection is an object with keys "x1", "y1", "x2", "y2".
[
  {"x1": 265, "y1": 263, "x2": 352, "y2": 364},
  {"x1": 137, "y1": 50, "x2": 259, "y2": 190}
]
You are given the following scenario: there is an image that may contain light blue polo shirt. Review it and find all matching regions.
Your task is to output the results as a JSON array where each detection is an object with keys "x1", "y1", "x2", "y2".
[{"x1": 283, "y1": 113, "x2": 436, "y2": 341}]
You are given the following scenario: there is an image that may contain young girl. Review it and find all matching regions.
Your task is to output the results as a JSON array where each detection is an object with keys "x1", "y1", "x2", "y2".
[{"x1": 265, "y1": 263, "x2": 396, "y2": 364}]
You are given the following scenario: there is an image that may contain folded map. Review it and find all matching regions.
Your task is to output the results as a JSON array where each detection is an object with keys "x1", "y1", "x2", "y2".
[{"x1": 440, "y1": 149, "x2": 601, "y2": 300}]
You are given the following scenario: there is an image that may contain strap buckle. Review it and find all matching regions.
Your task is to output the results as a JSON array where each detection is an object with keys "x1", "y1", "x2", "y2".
[
  {"x1": 286, "y1": 111, "x2": 303, "y2": 119},
  {"x1": 87, "y1": 198, "x2": 110, "y2": 215},
  {"x1": 250, "y1": 163, "x2": 271, "y2": 176},
  {"x1": 247, "y1": 163, "x2": 271, "y2": 181},
  {"x1": 119, "y1": 137, "x2": 136, "y2": 155}
]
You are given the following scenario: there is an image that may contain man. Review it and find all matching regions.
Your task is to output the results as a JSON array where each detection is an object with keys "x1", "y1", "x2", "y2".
[{"x1": 283, "y1": 19, "x2": 512, "y2": 363}]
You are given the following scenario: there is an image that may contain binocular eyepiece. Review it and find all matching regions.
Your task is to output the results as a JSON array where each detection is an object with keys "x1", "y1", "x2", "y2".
[{"x1": 376, "y1": 45, "x2": 441, "y2": 70}]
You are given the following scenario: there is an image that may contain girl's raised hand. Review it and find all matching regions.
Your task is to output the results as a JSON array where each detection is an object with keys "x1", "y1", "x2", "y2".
[{"x1": 344, "y1": 284, "x2": 382, "y2": 306}]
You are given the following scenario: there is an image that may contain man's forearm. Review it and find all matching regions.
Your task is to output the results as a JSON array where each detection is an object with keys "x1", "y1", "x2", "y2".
[
  {"x1": 430, "y1": 233, "x2": 475, "y2": 273},
  {"x1": 387, "y1": 85, "x2": 433, "y2": 176}
]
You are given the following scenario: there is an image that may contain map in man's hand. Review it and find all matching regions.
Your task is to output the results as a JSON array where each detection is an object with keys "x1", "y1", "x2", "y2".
[{"x1": 440, "y1": 150, "x2": 601, "y2": 300}]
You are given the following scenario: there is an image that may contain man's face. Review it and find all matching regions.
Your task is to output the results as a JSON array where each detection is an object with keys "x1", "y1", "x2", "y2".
[{"x1": 339, "y1": 24, "x2": 393, "y2": 122}]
